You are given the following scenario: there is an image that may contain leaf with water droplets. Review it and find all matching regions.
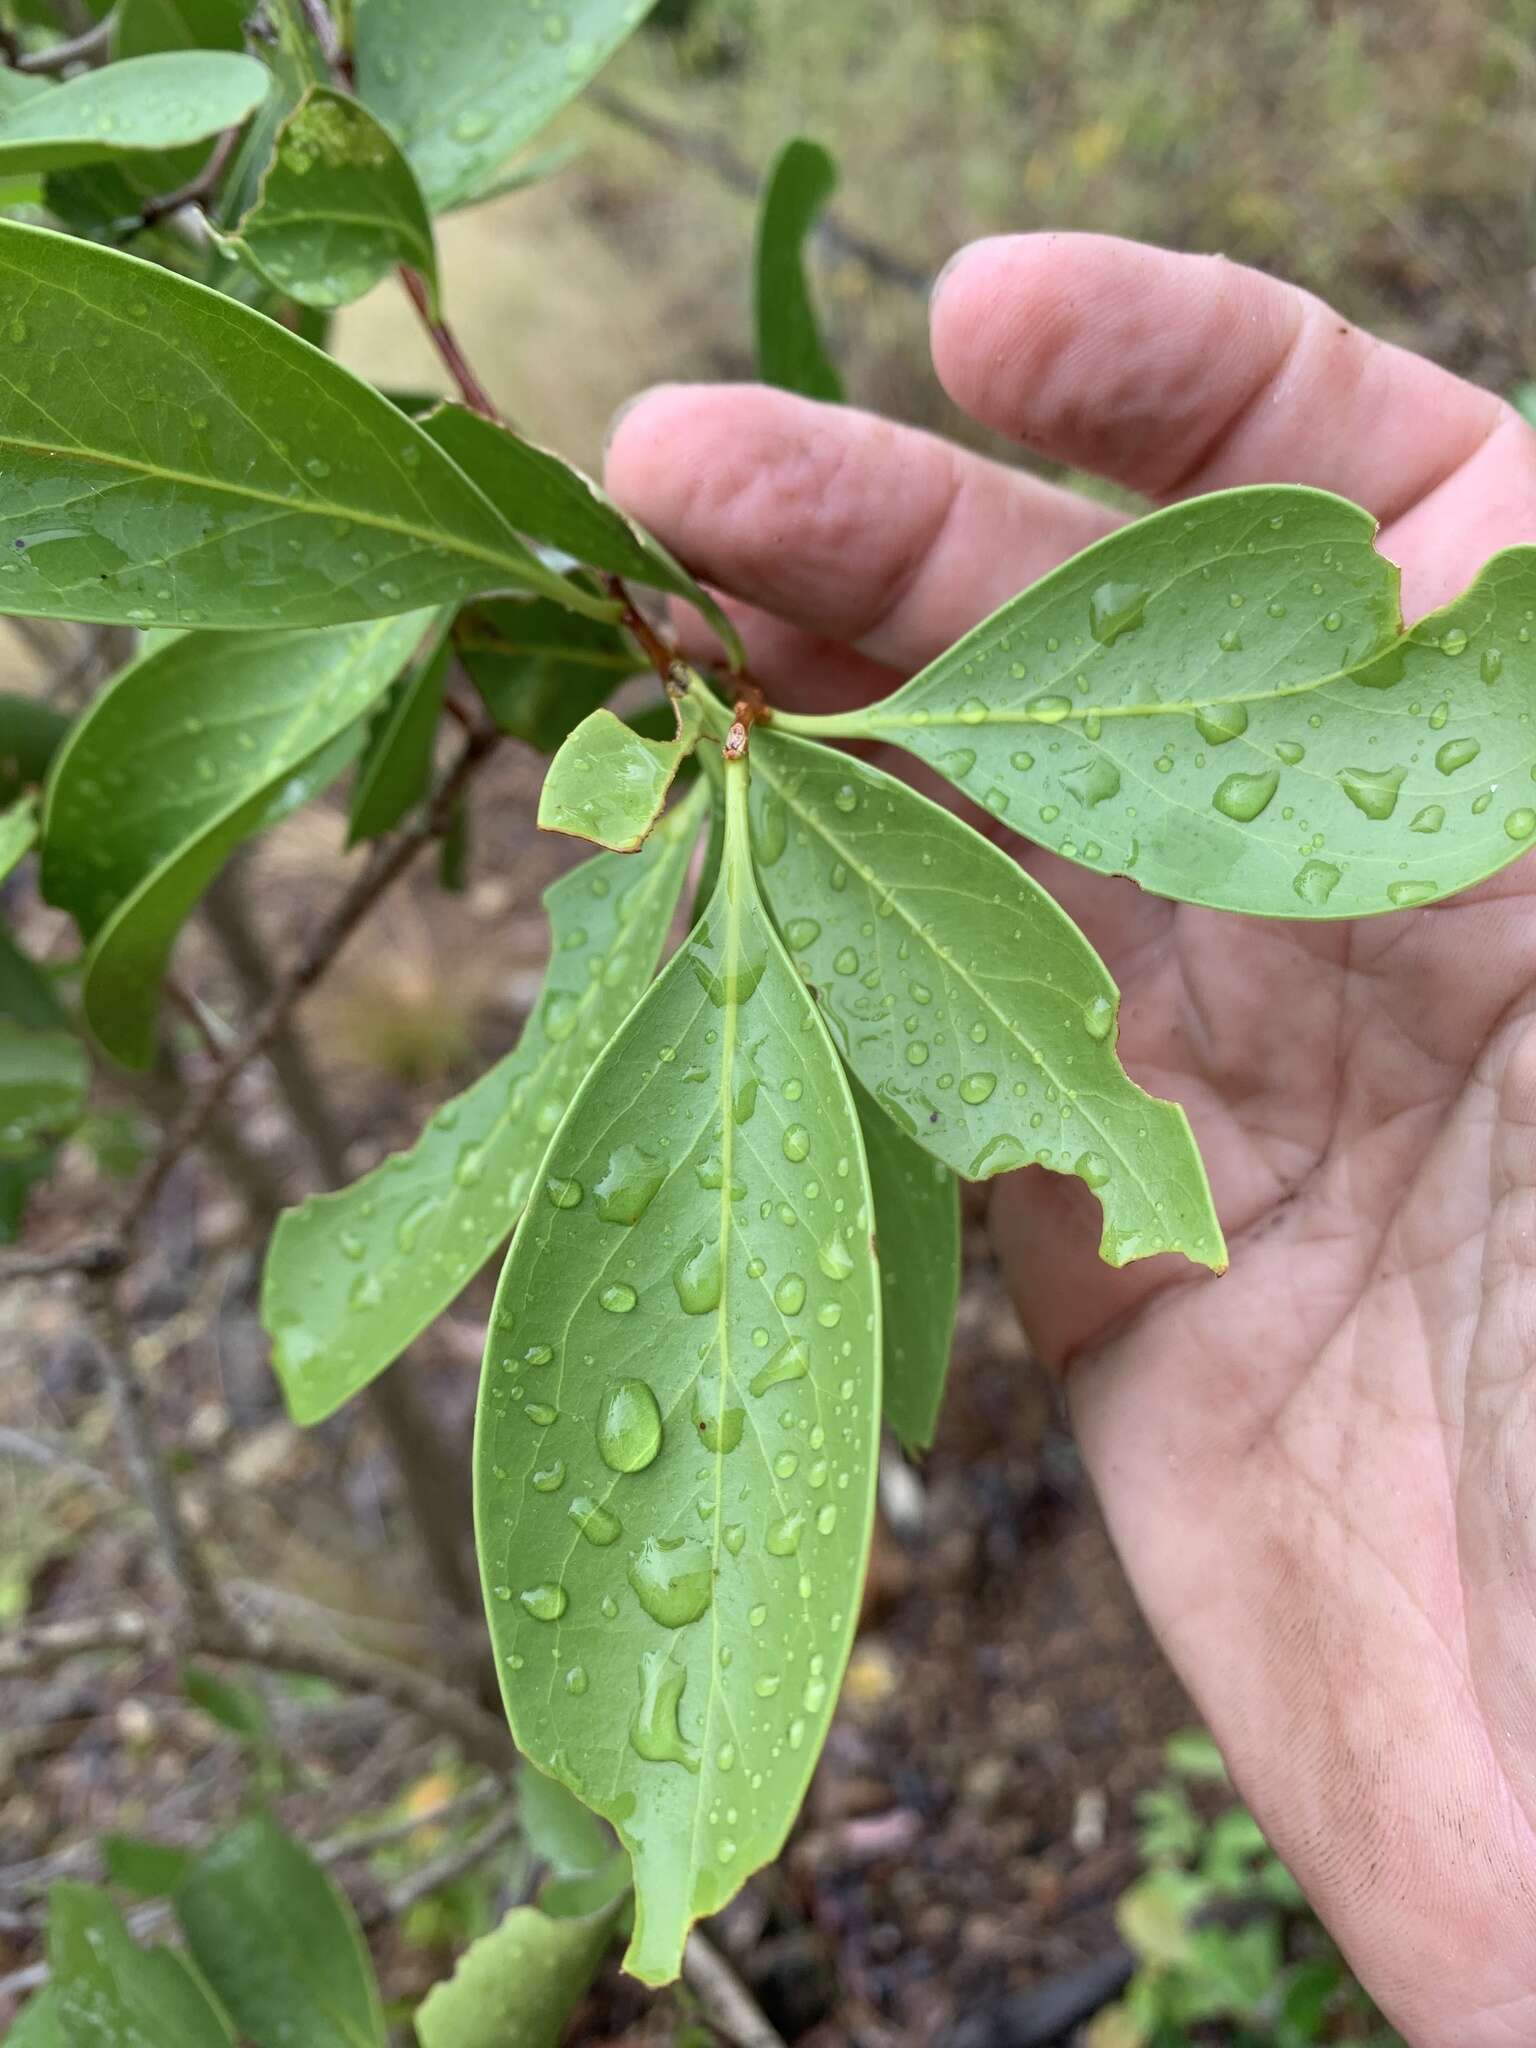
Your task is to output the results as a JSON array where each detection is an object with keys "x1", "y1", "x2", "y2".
[
  {"x1": 346, "y1": 628, "x2": 450, "y2": 843},
  {"x1": 420, "y1": 404, "x2": 743, "y2": 667},
  {"x1": 0, "y1": 220, "x2": 611, "y2": 630},
  {"x1": 754, "y1": 137, "x2": 843, "y2": 404},
  {"x1": 819, "y1": 485, "x2": 1536, "y2": 916},
  {"x1": 749, "y1": 729, "x2": 1224, "y2": 1270},
  {"x1": 413, "y1": 1891, "x2": 621, "y2": 2048},
  {"x1": 0, "y1": 51, "x2": 268, "y2": 177},
  {"x1": 174, "y1": 1813, "x2": 385, "y2": 2048},
  {"x1": 41, "y1": 613, "x2": 432, "y2": 1067},
  {"x1": 355, "y1": 0, "x2": 659, "y2": 213},
  {"x1": 49, "y1": 1883, "x2": 235, "y2": 2046},
  {"x1": 221, "y1": 86, "x2": 441, "y2": 314},
  {"x1": 539, "y1": 696, "x2": 703, "y2": 851},
  {"x1": 850, "y1": 1078, "x2": 958, "y2": 1452},
  {"x1": 475, "y1": 754, "x2": 880, "y2": 1984},
  {"x1": 261, "y1": 786, "x2": 705, "y2": 1425}
]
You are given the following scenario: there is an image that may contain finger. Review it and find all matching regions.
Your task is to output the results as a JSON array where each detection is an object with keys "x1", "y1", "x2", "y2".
[
  {"x1": 931, "y1": 232, "x2": 1509, "y2": 518},
  {"x1": 605, "y1": 382, "x2": 1119, "y2": 676}
]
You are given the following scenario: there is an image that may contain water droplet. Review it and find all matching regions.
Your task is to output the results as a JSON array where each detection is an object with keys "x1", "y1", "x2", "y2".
[
  {"x1": 1274, "y1": 741, "x2": 1306, "y2": 766},
  {"x1": 692, "y1": 1377, "x2": 743, "y2": 1452},
  {"x1": 959, "y1": 1071, "x2": 997, "y2": 1103},
  {"x1": 1011, "y1": 749, "x2": 1035, "y2": 772},
  {"x1": 750, "y1": 1337, "x2": 808, "y2": 1398},
  {"x1": 524, "y1": 1402, "x2": 558, "y2": 1426},
  {"x1": 532, "y1": 1461, "x2": 565, "y2": 1492},
  {"x1": 673, "y1": 1236, "x2": 723, "y2": 1314},
  {"x1": 782, "y1": 1123, "x2": 810, "y2": 1162},
  {"x1": 1193, "y1": 700, "x2": 1249, "y2": 745},
  {"x1": 453, "y1": 1141, "x2": 487, "y2": 1188},
  {"x1": 595, "y1": 1143, "x2": 665, "y2": 1224},
  {"x1": 524, "y1": 1343, "x2": 554, "y2": 1368},
  {"x1": 564, "y1": 1665, "x2": 588, "y2": 1695},
  {"x1": 519, "y1": 1583, "x2": 567, "y2": 1622},
  {"x1": 1088, "y1": 580, "x2": 1148, "y2": 646},
  {"x1": 596, "y1": 1380, "x2": 663, "y2": 1472},
  {"x1": 304, "y1": 455, "x2": 331, "y2": 479},
  {"x1": 817, "y1": 1232, "x2": 854, "y2": 1281},
  {"x1": 1212, "y1": 769, "x2": 1279, "y2": 822},
  {"x1": 1409, "y1": 804, "x2": 1445, "y2": 834},
  {"x1": 1075, "y1": 1151, "x2": 1110, "y2": 1190},
  {"x1": 546, "y1": 1174, "x2": 583, "y2": 1209},
  {"x1": 1062, "y1": 756, "x2": 1121, "y2": 807},
  {"x1": 1027, "y1": 693, "x2": 1073, "y2": 725},
  {"x1": 773, "y1": 1273, "x2": 806, "y2": 1316},
  {"x1": 833, "y1": 782, "x2": 859, "y2": 813},
  {"x1": 754, "y1": 1673, "x2": 781, "y2": 1698},
  {"x1": 766, "y1": 1511, "x2": 806, "y2": 1556},
  {"x1": 906, "y1": 1040, "x2": 930, "y2": 1067},
  {"x1": 1506, "y1": 808, "x2": 1536, "y2": 842},
  {"x1": 452, "y1": 107, "x2": 493, "y2": 140},
  {"x1": 1321, "y1": 610, "x2": 1343, "y2": 632},
  {"x1": 1440, "y1": 625, "x2": 1469, "y2": 657},
  {"x1": 628, "y1": 1536, "x2": 713, "y2": 1627},
  {"x1": 1084, "y1": 994, "x2": 1115, "y2": 1041},
  {"x1": 569, "y1": 1495, "x2": 622, "y2": 1546},
  {"x1": 1292, "y1": 859, "x2": 1341, "y2": 906},
  {"x1": 1428, "y1": 701, "x2": 1450, "y2": 730},
  {"x1": 784, "y1": 917, "x2": 821, "y2": 950},
  {"x1": 755, "y1": 793, "x2": 788, "y2": 865},
  {"x1": 816, "y1": 1503, "x2": 838, "y2": 1535},
  {"x1": 1482, "y1": 648, "x2": 1504, "y2": 684},
  {"x1": 631, "y1": 1647, "x2": 699, "y2": 1771},
  {"x1": 1338, "y1": 765, "x2": 1405, "y2": 821},
  {"x1": 394, "y1": 1193, "x2": 439, "y2": 1253},
  {"x1": 1387, "y1": 880, "x2": 1436, "y2": 907},
  {"x1": 600, "y1": 1282, "x2": 638, "y2": 1314},
  {"x1": 348, "y1": 1271, "x2": 382, "y2": 1311},
  {"x1": 1435, "y1": 737, "x2": 1480, "y2": 776}
]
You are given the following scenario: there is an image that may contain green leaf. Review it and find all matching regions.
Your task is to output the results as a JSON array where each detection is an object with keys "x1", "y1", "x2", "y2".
[
  {"x1": 354, "y1": 0, "x2": 659, "y2": 213},
  {"x1": 474, "y1": 754, "x2": 881, "y2": 1985},
  {"x1": 224, "y1": 87, "x2": 440, "y2": 314},
  {"x1": 347, "y1": 633, "x2": 450, "y2": 843},
  {"x1": 42, "y1": 613, "x2": 431, "y2": 1066},
  {"x1": 49, "y1": 1882, "x2": 235, "y2": 2047},
  {"x1": 114, "y1": 0, "x2": 246, "y2": 56},
  {"x1": 101, "y1": 1832, "x2": 196, "y2": 1898},
  {"x1": 852, "y1": 1079, "x2": 958, "y2": 1451},
  {"x1": 749, "y1": 729, "x2": 1225, "y2": 1269},
  {"x1": 519, "y1": 1765, "x2": 613, "y2": 1877},
  {"x1": 0, "y1": 1019, "x2": 89, "y2": 1156},
  {"x1": 0, "y1": 692, "x2": 71, "y2": 803},
  {"x1": 456, "y1": 598, "x2": 633, "y2": 753},
  {"x1": 412, "y1": 1898, "x2": 618, "y2": 2048},
  {"x1": 421, "y1": 405, "x2": 743, "y2": 666},
  {"x1": 1164, "y1": 1726, "x2": 1229, "y2": 1781},
  {"x1": 753, "y1": 138, "x2": 843, "y2": 403},
  {"x1": 261, "y1": 786, "x2": 704, "y2": 1424},
  {"x1": 0, "y1": 53, "x2": 268, "y2": 177},
  {"x1": 182, "y1": 1662, "x2": 272, "y2": 1746},
  {"x1": 175, "y1": 1812, "x2": 386, "y2": 2048},
  {"x1": 7, "y1": 1988, "x2": 65, "y2": 2048},
  {"x1": 819, "y1": 485, "x2": 1536, "y2": 918},
  {"x1": 0, "y1": 790, "x2": 36, "y2": 880},
  {"x1": 0, "y1": 221, "x2": 613, "y2": 630},
  {"x1": 538, "y1": 698, "x2": 702, "y2": 851}
]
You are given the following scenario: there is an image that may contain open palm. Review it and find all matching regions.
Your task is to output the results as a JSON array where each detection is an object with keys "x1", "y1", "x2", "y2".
[{"x1": 607, "y1": 234, "x2": 1536, "y2": 2043}]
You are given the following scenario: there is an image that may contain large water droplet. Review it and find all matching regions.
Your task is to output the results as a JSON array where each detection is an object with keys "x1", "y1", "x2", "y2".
[
  {"x1": 1387, "y1": 879, "x2": 1436, "y2": 907},
  {"x1": 766, "y1": 1511, "x2": 806, "y2": 1557},
  {"x1": 519, "y1": 1583, "x2": 567, "y2": 1622},
  {"x1": 750, "y1": 1337, "x2": 808, "y2": 1399},
  {"x1": 628, "y1": 1535, "x2": 713, "y2": 1627},
  {"x1": 817, "y1": 1232, "x2": 854, "y2": 1281},
  {"x1": 1075, "y1": 1151, "x2": 1111, "y2": 1190},
  {"x1": 773, "y1": 1272, "x2": 806, "y2": 1315},
  {"x1": 1440, "y1": 625, "x2": 1469, "y2": 656},
  {"x1": 1088, "y1": 580, "x2": 1148, "y2": 646},
  {"x1": 673, "y1": 1236, "x2": 723, "y2": 1314},
  {"x1": 599, "y1": 1282, "x2": 638, "y2": 1314},
  {"x1": 1506, "y1": 808, "x2": 1536, "y2": 842},
  {"x1": 691, "y1": 1377, "x2": 743, "y2": 1452},
  {"x1": 394, "y1": 1193, "x2": 439, "y2": 1254},
  {"x1": 1292, "y1": 859, "x2": 1341, "y2": 906},
  {"x1": 546, "y1": 1175, "x2": 583, "y2": 1210},
  {"x1": 1435, "y1": 737, "x2": 1480, "y2": 776},
  {"x1": 1062, "y1": 756, "x2": 1121, "y2": 807},
  {"x1": 532, "y1": 1461, "x2": 565, "y2": 1492},
  {"x1": 784, "y1": 917, "x2": 821, "y2": 950},
  {"x1": 568, "y1": 1495, "x2": 622, "y2": 1546},
  {"x1": 595, "y1": 1143, "x2": 665, "y2": 1224},
  {"x1": 755, "y1": 794, "x2": 788, "y2": 865},
  {"x1": 596, "y1": 1380, "x2": 663, "y2": 1472},
  {"x1": 782, "y1": 1123, "x2": 811, "y2": 1162},
  {"x1": 630, "y1": 1647, "x2": 699, "y2": 1771},
  {"x1": 959, "y1": 1072, "x2": 997, "y2": 1103},
  {"x1": 1212, "y1": 769, "x2": 1279, "y2": 822},
  {"x1": 1409, "y1": 804, "x2": 1444, "y2": 834},
  {"x1": 1084, "y1": 994, "x2": 1115, "y2": 1041},
  {"x1": 1194, "y1": 701, "x2": 1249, "y2": 745},
  {"x1": 1338, "y1": 765, "x2": 1405, "y2": 820}
]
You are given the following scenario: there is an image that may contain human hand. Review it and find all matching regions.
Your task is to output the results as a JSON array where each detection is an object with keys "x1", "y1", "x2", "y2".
[{"x1": 605, "y1": 233, "x2": 1536, "y2": 2044}]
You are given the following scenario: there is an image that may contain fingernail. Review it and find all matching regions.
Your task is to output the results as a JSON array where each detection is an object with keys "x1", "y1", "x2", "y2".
[
  {"x1": 928, "y1": 243, "x2": 977, "y2": 314},
  {"x1": 603, "y1": 386, "x2": 661, "y2": 461}
]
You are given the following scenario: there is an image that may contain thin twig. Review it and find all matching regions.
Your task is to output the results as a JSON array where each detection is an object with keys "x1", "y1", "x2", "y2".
[
  {"x1": 10, "y1": 15, "x2": 110, "y2": 73},
  {"x1": 380, "y1": 1804, "x2": 522, "y2": 1917},
  {"x1": 128, "y1": 125, "x2": 242, "y2": 236},
  {"x1": 398, "y1": 264, "x2": 500, "y2": 419},
  {"x1": 682, "y1": 1931, "x2": 788, "y2": 2048},
  {"x1": 291, "y1": 0, "x2": 352, "y2": 85},
  {"x1": 83, "y1": 1283, "x2": 225, "y2": 1632},
  {"x1": 0, "y1": 1238, "x2": 125, "y2": 1282}
]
